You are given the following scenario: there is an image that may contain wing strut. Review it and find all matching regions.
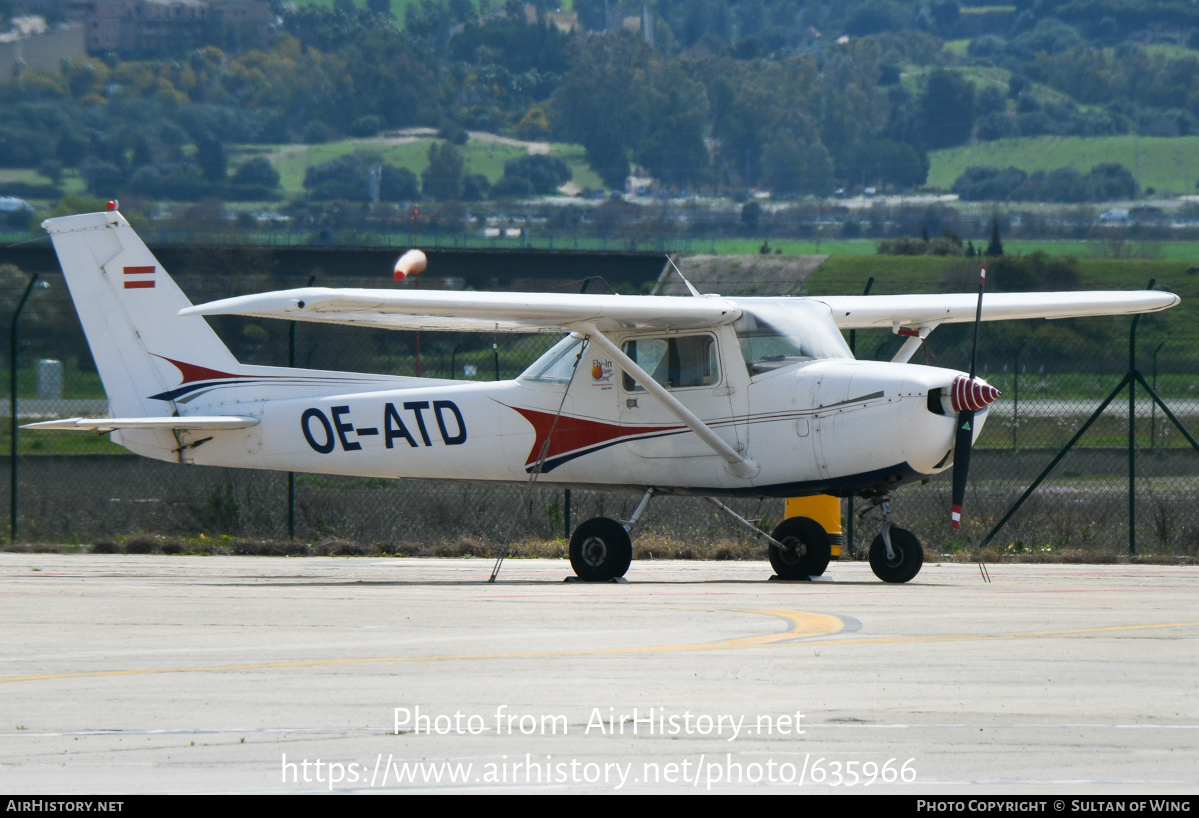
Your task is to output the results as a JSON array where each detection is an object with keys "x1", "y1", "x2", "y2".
[
  {"x1": 581, "y1": 324, "x2": 760, "y2": 479},
  {"x1": 890, "y1": 323, "x2": 940, "y2": 364}
]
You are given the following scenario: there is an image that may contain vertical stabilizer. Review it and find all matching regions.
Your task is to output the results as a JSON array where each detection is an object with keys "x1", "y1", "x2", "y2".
[{"x1": 42, "y1": 211, "x2": 239, "y2": 418}]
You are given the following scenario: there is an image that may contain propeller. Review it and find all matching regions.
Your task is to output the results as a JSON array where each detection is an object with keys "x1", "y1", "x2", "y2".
[{"x1": 950, "y1": 264, "x2": 1000, "y2": 529}]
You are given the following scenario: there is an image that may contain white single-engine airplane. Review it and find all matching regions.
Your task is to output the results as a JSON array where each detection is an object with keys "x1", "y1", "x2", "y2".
[{"x1": 30, "y1": 210, "x2": 1179, "y2": 582}]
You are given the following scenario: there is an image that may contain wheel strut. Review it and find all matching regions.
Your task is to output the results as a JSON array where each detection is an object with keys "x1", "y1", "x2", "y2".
[
  {"x1": 702, "y1": 497, "x2": 784, "y2": 549},
  {"x1": 621, "y1": 487, "x2": 657, "y2": 537},
  {"x1": 858, "y1": 494, "x2": 896, "y2": 560}
]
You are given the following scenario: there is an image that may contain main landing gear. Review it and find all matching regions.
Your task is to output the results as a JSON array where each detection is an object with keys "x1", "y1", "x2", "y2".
[
  {"x1": 767, "y1": 516, "x2": 831, "y2": 580},
  {"x1": 564, "y1": 489, "x2": 924, "y2": 584},
  {"x1": 862, "y1": 497, "x2": 924, "y2": 583},
  {"x1": 568, "y1": 517, "x2": 632, "y2": 582},
  {"x1": 567, "y1": 488, "x2": 655, "y2": 582}
]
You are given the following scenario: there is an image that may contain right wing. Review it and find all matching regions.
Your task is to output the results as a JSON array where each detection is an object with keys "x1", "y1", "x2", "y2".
[{"x1": 814, "y1": 291, "x2": 1180, "y2": 329}]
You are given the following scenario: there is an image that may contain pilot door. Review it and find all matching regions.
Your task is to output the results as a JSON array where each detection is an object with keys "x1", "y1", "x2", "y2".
[{"x1": 615, "y1": 330, "x2": 748, "y2": 460}]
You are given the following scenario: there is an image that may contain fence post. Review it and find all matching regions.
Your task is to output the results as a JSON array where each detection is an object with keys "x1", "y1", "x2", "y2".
[
  {"x1": 1150, "y1": 341, "x2": 1164, "y2": 450},
  {"x1": 1013, "y1": 339, "x2": 1027, "y2": 452},
  {"x1": 286, "y1": 274, "x2": 316, "y2": 540},
  {"x1": 846, "y1": 276, "x2": 874, "y2": 558},
  {"x1": 9, "y1": 272, "x2": 40, "y2": 542},
  {"x1": 1127, "y1": 284, "x2": 1150, "y2": 556},
  {"x1": 285, "y1": 314, "x2": 294, "y2": 542}
]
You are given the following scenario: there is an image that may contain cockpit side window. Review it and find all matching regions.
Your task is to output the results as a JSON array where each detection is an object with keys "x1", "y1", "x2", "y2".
[
  {"x1": 733, "y1": 301, "x2": 853, "y2": 375},
  {"x1": 620, "y1": 335, "x2": 720, "y2": 391}
]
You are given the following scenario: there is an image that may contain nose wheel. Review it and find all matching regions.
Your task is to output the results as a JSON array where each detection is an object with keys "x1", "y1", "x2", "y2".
[{"x1": 863, "y1": 498, "x2": 924, "y2": 583}]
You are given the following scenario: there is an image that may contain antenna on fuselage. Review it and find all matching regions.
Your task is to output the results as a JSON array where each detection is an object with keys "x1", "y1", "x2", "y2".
[{"x1": 667, "y1": 255, "x2": 703, "y2": 298}]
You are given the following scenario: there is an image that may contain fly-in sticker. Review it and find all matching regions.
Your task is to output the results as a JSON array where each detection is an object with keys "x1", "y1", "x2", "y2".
[{"x1": 590, "y1": 359, "x2": 614, "y2": 390}]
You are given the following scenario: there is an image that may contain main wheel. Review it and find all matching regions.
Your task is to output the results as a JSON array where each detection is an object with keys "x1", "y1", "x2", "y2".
[
  {"x1": 869, "y1": 527, "x2": 923, "y2": 583},
  {"x1": 768, "y1": 517, "x2": 831, "y2": 580},
  {"x1": 569, "y1": 517, "x2": 633, "y2": 582}
]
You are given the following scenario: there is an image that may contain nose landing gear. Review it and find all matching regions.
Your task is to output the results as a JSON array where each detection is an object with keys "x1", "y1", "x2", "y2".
[{"x1": 863, "y1": 497, "x2": 924, "y2": 583}]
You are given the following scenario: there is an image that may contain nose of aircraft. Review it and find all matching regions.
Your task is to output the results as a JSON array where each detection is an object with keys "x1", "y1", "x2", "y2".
[
  {"x1": 951, "y1": 375, "x2": 1001, "y2": 413},
  {"x1": 808, "y1": 361, "x2": 1000, "y2": 488}
]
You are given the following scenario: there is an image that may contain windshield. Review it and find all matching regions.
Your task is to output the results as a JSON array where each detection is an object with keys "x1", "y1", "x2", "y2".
[
  {"x1": 520, "y1": 335, "x2": 587, "y2": 384},
  {"x1": 733, "y1": 300, "x2": 853, "y2": 375}
]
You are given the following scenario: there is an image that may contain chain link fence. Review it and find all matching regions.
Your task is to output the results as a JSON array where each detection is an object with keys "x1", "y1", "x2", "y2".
[{"x1": 3, "y1": 257, "x2": 1197, "y2": 558}]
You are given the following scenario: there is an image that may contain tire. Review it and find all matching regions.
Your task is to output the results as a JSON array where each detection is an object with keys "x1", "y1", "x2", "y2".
[
  {"x1": 868, "y1": 527, "x2": 924, "y2": 583},
  {"x1": 569, "y1": 517, "x2": 633, "y2": 582},
  {"x1": 768, "y1": 517, "x2": 831, "y2": 580}
]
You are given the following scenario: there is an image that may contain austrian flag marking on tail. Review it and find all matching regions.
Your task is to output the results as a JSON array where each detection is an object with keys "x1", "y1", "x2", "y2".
[{"x1": 123, "y1": 265, "x2": 155, "y2": 289}]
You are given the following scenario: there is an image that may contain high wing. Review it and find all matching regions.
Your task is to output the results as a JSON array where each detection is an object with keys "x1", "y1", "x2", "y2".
[
  {"x1": 182, "y1": 288, "x2": 742, "y2": 333},
  {"x1": 184, "y1": 287, "x2": 1178, "y2": 334},
  {"x1": 814, "y1": 291, "x2": 1179, "y2": 329}
]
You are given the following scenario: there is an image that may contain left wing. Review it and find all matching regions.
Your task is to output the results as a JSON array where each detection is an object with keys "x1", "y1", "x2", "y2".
[
  {"x1": 814, "y1": 291, "x2": 1179, "y2": 329},
  {"x1": 183, "y1": 289, "x2": 741, "y2": 333}
]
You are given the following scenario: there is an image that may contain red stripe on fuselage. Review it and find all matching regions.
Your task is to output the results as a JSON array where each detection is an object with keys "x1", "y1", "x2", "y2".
[
  {"x1": 154, "y1": 355, "x2": 246, "y2": 384},
  {"x1": 509, "y1": 406, "x2": 681, "y2": 466}
]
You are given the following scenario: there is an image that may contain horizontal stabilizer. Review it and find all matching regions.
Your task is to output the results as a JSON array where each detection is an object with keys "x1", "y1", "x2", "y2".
[{"x1": 23, "y1": 416, "x2": 260, "y2": 432}]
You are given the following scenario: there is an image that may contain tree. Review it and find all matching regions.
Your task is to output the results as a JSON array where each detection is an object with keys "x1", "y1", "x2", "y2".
[
  {"x1": 740, "y1": 200, "x2": 761, "y2": 232},
  {"x1": 233, "y1": 157, "x2": 279, "y2": 188},
  {"x1": 501, "y1": 154, "x2": 571, "y2": 194},
  {"x1": 631, "y1": 62, "x2": 711, "y2": 188},
  {"x1": 838, "y1": 139, "x2": 928, "y2": 189},
  {"x1": 380, "y1": 165, "x2": 419, "y2": 201},
  {"x1": 421, "y1": 141, "x2": 464, "y2": 201},
  {"x1": 1084, "y1": 163, "x2": 1138, "y2": 201},
  {"x1": 574, "y1": 0, "x2": 606, "y2": 31},
  {"x1": 918, "y1": 69, "x2": 975, "y2": 150},
  {"x1": 551, "y1": 32, "x2": 653, "y2": 188},
  {"x1": 986, "y1": 219, "x2": 1004, "y2": 257},
  {"x1": 305, "y1": 154, "x2": 371, "y2": 201}
]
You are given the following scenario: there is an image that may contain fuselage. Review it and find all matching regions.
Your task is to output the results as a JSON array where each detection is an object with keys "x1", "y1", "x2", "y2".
[{"x1": 123, "y1": 319, "x2": 988, "y2": 499}]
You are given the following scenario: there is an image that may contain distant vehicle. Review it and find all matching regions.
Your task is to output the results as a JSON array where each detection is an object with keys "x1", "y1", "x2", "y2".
[{"x1": 31, "y1": 210, "x2": 1179, "y2": 583}]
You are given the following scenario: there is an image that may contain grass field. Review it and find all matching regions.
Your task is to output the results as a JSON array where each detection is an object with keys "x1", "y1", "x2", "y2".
[
  {"x1": 0, "y1": 168, "x2": 46, "y2": 185},
  {"x1": 927, "y1": 135, "x2": 1199, "y2": 195},
  {"x1": 702, "y1": 238, "x2": 1199, "y2": 259},
  {"x1": 900, "y1": 64, "x2": 1082, "y2": 113},
  {"x1": 249, "y1": 136, "x2": 602, "y2": 198},
  {"x1": 287, "y1": 0, "x2": 576, "y2": 17}
]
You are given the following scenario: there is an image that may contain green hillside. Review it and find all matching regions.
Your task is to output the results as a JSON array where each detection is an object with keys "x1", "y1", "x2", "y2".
[
  {"x1": 243, "y1": 136, "x2": 604, "y2": 198},
  {"x1": 928, "y1": 136, "x2": 1199, "y2": 195}
]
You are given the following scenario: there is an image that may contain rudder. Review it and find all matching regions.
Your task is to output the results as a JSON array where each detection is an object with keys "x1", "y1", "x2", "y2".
[{"x1": 43, "y1": 210, "x2": 240, "y2": 418}]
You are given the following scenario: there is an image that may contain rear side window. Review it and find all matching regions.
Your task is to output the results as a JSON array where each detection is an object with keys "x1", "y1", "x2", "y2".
[{"x1": 621, "y1": 335, "x2": 720, "y2": 391}]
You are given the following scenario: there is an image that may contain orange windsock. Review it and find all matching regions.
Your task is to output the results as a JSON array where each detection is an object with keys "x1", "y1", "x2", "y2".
[{"x1": 394, "y1": 249, "x2": 427, "y2": 281}]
